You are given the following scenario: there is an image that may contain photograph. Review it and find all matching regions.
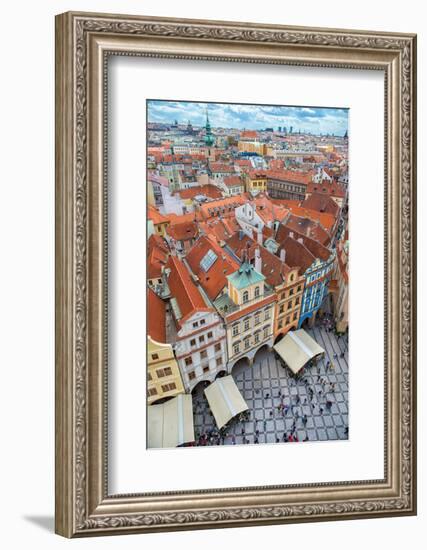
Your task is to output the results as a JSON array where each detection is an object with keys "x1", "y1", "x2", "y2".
[
  {"x1": 146, "y1": 100, "x2": 349, "y2": 449},
  {"x1": 53, "y1": 10, "x2": 416, "y2": 537}
]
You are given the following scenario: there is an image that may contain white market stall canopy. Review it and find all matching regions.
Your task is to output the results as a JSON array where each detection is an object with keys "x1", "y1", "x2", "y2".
[
  {"x1": 204, "y1": 375, "x2": 249, "y2": 430},
  {"x1": 147, "y1": 393, "x2": 195, "y2": 449},
  {"x1": 273, "y1": 329, "x2": 325, "y2": 375}
]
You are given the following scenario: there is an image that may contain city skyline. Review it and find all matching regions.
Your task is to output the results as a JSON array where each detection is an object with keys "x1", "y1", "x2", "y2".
[{"x1": 148, "y1": 100, "x2": 349, "y2": 136}]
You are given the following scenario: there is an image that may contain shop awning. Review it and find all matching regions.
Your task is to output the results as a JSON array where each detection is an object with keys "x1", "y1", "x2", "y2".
[
  {"x1": 147, "y1": 393, "x2": 195, "y2": 449},
  {"x1": 273, "y1": 329, "x2": 325, "y2": 375},
  {"x1": 204, "y1": 375, "x2": 249, "y2": 429}
]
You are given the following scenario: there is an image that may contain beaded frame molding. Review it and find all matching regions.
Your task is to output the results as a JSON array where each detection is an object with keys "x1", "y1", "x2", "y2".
[{"x1": 55, "y1": 11, "x2": 417, "y2": 537}]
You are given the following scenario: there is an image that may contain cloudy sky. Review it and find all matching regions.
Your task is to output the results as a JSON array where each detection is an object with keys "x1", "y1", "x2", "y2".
[{"x1": 147, "y1": 100, "x2": 348, "y2": 136}]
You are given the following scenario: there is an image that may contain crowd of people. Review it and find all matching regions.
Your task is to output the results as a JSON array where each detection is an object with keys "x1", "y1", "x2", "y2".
[{"x1": 191, "y1": 322, "x2": 348, "y2": 447}]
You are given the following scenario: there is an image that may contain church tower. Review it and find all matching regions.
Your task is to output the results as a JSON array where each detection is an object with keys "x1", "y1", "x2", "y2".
[{"x1": 204, "y1": 106, "x2": 215, "y2": 160}]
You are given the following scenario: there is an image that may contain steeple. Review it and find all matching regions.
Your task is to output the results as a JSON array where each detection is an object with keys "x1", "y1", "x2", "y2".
[{"x1": 204, "y1": 106, "x2": 214, "y2": 147}]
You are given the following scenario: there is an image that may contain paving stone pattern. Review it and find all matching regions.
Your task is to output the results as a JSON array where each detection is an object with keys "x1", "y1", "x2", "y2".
[{"x1": 192, "y1": 324, "x2": 349, "y2": 446}]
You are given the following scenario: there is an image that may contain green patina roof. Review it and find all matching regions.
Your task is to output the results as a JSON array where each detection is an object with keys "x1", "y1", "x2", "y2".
[{"x1": 227, "y1": 261, "x2": 265, "y2": 290}]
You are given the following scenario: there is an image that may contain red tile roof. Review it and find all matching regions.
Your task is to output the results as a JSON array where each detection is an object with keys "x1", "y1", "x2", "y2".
[
  {"x1": 210, "y1": 163, "x2": 235, "y2": 173},
  {"x1": 148, "y1": 233, "x2": 169, "y2": 254},
  {"x1": 307, "y1": 180, "x2": 345, "y2": 199},
  {"x1": 223, "y1": 175, "x2": 244, "y2": 188},
  {"x1": 165, "y1": 212, "x2": 202, "y2": 225},
  {"x1": 269, "y1": 198, "x2": 302, "y2": 209},
  {"x1": 177, "y1": 184, "x2": 223, "y2": 200},
  {"x1": 247, "y1": 170, "x2": 267, "y2": 180},
  {"x1": 277, "y1": 236, "x2": 315, "y2": 273},
  {"x1": 240, "y1": 130, "x2": 258, "y2": 139},
  {"x1": 148, "y1": 205, "x2": 169, "y2": 225},
  {"x1": 166, "y1": 220, "x2": 199, "y2": 242},
  {"x1": 235, "y1": 159, "x2": 252, "y2": 168},
  {"x1": 167, "y1": 255, "x2": 211, "y2": 326},
  {"x1": 186, "y1": 235, "x2": 240, "y2": 300},
  {"x1": 266, "y1": 169, "x2": 313, "y2": 186},
  {"x1": 302, "y1": 193, "x2": 340, "y2": 217},
  {"x1": 225, "y1": 233, "x2": 290, "y2": 287},
  {"x1": 147, "y1": 234, "x2": 169, "y2": 279},
  {"x1": 276, "y1": 225, "x2": 331, "y2": 267},
  {"x1": 198, "y1": 217, "x2": 239, "y2": 242},
  {"x1": 251, "y1": 196, "x2": 289, "y2": 226},
  {"x1": 280, "y1": 205, "x2": 336, "y2": 233},
  {"x1": 284, "y1": 213, "x2": 330, "y2": 246},
  {"x1": 147, "y1": 288, "x2": 167, "y2": 343},
  {"x1": 198, "y1": 196, "x2": 246, "y2": 220},
  {"x1": 269, "y1": 159, "x2": 285, "y2": 170}
]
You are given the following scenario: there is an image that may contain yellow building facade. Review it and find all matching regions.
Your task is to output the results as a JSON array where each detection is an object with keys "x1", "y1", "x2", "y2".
[
  {"x1": 238, "y1": 140, "x2": 267, "y2": 155},
  {"x1": 245, "y1": 172, "x2": 267, "y2": 194},
  {"x1": 147, "y1": 336, "x2": 185, "y2": 405},
  {"x1": 220, "y1": 262, "x2": 276, "y2": 370},
  {"x1": 274, "y1": 268, "x2": 305, "y2": 339},
  {"x1": 148, "y1": 206, "x2": 170, "y2": 237}
]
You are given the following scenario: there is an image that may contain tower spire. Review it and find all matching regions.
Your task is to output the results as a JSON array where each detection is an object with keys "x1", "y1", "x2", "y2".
[{"x1": 204, "y1": 104, "x2": 214, "y2": 147}]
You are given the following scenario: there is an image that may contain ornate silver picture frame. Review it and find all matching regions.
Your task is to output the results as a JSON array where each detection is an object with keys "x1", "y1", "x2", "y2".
[{"x1": 55, "y1": 11, "x2": 417, "y2": 537}]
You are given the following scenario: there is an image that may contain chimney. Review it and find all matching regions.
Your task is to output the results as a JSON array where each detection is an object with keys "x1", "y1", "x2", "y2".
[
  {"x1": 280, "y1": 248, "x2": 286, "y2": 263},
  {"x1": 255, "y1": 247, "x2": 262, "y2": 274},
  {"x1": 257, "y1": 229, "x2": 263, "y2": 245},
  {"x1": 297, "y1": 237, "x2": 303, "y2": 244},
  {"x1": 289, "y1": 231, "x2": 294, "y2": 239}
]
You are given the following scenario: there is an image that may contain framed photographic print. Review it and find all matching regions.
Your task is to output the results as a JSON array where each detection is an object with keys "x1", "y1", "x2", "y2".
[{"x1": 55, "y1": 11, "x2": 417, "y2": 537}]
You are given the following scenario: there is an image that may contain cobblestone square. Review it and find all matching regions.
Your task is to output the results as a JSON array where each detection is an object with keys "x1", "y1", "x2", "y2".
[{"x1": 192, "y1": 324, "x2": 348, "y2": 446}]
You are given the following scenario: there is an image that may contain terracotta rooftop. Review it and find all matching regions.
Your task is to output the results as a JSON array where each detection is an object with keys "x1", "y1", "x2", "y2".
[
  {"x1": 166, "y1": 220, "x2": 199, "y2": 242},
  {"x1": 240, "y1": 130, "x2": 259, "y2": 140},
  {"x1": 165, "y1": 212, "x2": 203, "y2": 225},
  {"x1": 166, "y1": 255, "x2": 211, "y2": 327},
  {"x1": 186, "y1": 235, "x2": 240, "y2": 301},
  {"x1": 223, "y1": 175, "x2": 244, "y2": 188},
  {"x1": 307, "y1": 180, "x2": 345, "y2": 199},
  {"x1": 276, "y1": 224, "x2": 331, "y2": 266},
  {"x1": 235, "y1": 159, "x2": 253, "y2": 168},
  {"x1": 210, "y1": 163, "x2": 235, "y2": 173},
  {"x1": 268, "y1": 159, "x2": 285, "y2": 170},
  {"x1": 147, "y1": 235, "x2": 169, "y2": 280},
  {"x1": 265, "y1": 169, "x2": 313, "y2": 186},
  {"x1": 284, "y1": 213, "x2": 331, "y2": 246},
  {"x1": 247, "y1": 170, "x2": 267, "y2": 180},
  {"x1": 302, "y1": 192, "x2": 340, "y2": 217},
  {"x1": 198, "y1": 217, "x2": 239, "y2": 242},
  {"x1": 281, "y1": 205, "x2": 336, "y2": 233},
  {"x1": 251, "y1": 196, "x2": 289, "y2": 226},
  {"x1": 278, "y1": 236, "x2": 316, "y2": 274},
  {"x1": 148, "y1": 233, "x2": 169, "y2": 254},
  {"x1": 225, "y1": 233, "x2": 291, "y2": 287},
  {"x1": 148, "y1": 205, "x2": 169, "y2": 225},
  {"x1": 198, "y1": 196, "x2": 246, "y2": 220},
  {"x1": 147, "y1": 288, "x2": 167, "y2": 343},
  {"x1": 176, "y1": 184, "x2": 223, "y2": 200}
]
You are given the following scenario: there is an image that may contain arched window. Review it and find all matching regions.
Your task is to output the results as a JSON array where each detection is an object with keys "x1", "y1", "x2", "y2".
[
  {"x1": 242, "y1": 290, "x2": 249, "y2": 303},
  {"x1": 254, "y1": 286, "x2": 260, "y2": 298}
]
